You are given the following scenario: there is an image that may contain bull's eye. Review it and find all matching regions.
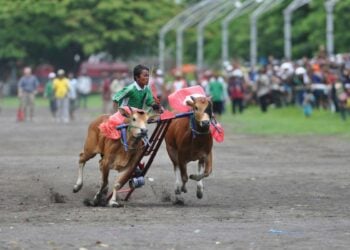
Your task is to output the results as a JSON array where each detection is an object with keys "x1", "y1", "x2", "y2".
[
  {"x1": 195, "y1": 107, "x2": 198, "y2": 111},
  {"x1": 132, "y1": 118, "x2": 136, "y2": 122}
]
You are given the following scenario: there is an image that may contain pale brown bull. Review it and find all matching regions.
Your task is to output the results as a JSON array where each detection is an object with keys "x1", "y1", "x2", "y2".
[
  {"x1": 165, "y1": 96, "x2": 213, "y2": 204},
  {"x1": 73, "y1": 108, "x2": 150, "y2": 207}
]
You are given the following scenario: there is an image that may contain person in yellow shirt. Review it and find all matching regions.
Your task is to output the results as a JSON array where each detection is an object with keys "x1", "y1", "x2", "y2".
[{"x1": 53, "y1": 69, "x2": 70, "y2": 123}]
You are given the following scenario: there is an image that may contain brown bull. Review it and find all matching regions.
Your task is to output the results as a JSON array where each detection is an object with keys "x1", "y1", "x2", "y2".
[
  {"x1": 73, "y1": 108, "x2": 149, "y2": 207},
  {"x1": 165, "y1": 96, "x2": 213, "y2": 204}
]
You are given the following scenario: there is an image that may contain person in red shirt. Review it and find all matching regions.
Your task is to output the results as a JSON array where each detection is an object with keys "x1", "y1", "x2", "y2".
[{"x1": 101, "y1": 71, "x2": 111, "y2": 114}]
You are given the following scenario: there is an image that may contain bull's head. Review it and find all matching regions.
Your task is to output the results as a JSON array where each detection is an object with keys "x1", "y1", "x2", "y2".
[
  {"x1": 119, "y1": 107, "x2": 149, "y2": 139},
  {"x1": 186, "y1": 96, "x2": 213, "y2": 129}
]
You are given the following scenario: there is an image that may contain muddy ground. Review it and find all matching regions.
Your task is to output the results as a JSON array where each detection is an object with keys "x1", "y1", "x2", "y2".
[{"x1": 0, "y1": 106, "x2": 350, "y2": 250}]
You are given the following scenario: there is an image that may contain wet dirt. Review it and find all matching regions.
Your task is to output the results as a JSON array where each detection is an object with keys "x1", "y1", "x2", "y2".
[{"x1": 0, "y1": 107, "x2": 350, "y2": 249}]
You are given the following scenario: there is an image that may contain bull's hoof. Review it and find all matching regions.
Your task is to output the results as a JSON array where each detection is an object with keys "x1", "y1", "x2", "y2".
[
  {"x1": 196, "y1": 189, "x2": 203, "y2": 199},
  {"x1": 189, "y1": 174, "x2": 201, "y2": 181},
  {"x1": 73, "y1": 184, "x2": 82, "y2": 193},
  {"x1": 181, "y1": 186, "x2": 187, "y2": 193},
  {"x1": 108, "y1": 201, "x2": 124, "y2": 208},
  {"x1": 175, "y1": 188, "x2": 181, "y2": 195},
  {"x1": 173, "y1": 195, "x2": 185, "y2": 206},
  {"x1": 83, "y1": 198, "x2": 98, "y2": 207}
]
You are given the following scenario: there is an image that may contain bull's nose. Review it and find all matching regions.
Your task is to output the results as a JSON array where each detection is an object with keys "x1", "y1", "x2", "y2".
[
  {"x1": 201, "y1": 120, "x2": 210, "y2": 127},
  {"x1": 140, "y1": 128, "x2": 148, "y2": 136}
]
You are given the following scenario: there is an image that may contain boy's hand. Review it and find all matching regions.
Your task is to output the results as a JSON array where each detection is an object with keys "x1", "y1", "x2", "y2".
[{"x1": 151, "y1": 103, "x2": 163, "y2": 114}]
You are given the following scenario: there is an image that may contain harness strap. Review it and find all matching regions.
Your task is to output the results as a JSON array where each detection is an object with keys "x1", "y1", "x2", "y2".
[
  {"x1": 189, "y1": 114, "x2": 210, "y2": 139},
  {"x1": 119, "y1": 125, "x2": 147, "y2": 152}
]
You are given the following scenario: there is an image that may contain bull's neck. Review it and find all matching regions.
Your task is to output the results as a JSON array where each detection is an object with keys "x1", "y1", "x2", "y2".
[
  {"x1": 190, "y1": 115, "x2": 210, "y2": 138},
  {"x1": 121, "y1": 133, "x2": 143, "y2": 151}
]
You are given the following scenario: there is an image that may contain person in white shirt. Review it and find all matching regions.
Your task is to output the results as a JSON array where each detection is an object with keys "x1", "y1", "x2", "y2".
[
  {"x1": 68, "y1": 72, "x2": 78, "y2": 120},
  {"x1": 77, "y1": 71, "x2": 92, "y2": 109}
]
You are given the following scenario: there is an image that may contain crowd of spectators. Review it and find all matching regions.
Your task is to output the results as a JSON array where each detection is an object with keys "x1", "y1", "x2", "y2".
[
  {"x1": 166, "y1": 50, "x2": 350, "y2": 121},
  {"x1": 12, "y1": 49, "x2": 350, "y2": 122}
]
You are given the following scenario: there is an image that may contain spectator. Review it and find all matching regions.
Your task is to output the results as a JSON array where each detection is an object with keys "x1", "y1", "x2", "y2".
[
  {"x1": 310, "y1": 63, "x2": 327, "y2": 109},
  {"x1": 53, "y1": 69, "x2": 70, "y2": 123},
  {"x1": 302, "y1": 86, "x2": 315, "y2": 117},
  {"x1": 338, "y1": 84, "x2": 350, "y2": 120},
  {"x1": 110, "y1": 73, "x2": 125, "y2": 102},
  {"x1": 77, "y1": 70, "x2": 92, "y2": 109},
  {"x1": 17, "y1": 67, "x2": 39, "y2": 122},
  {"x1": 199, "y1": 70, "x2": 212, "y2": 94},
  {"x1": 293, "y1": 66, "x2": 308, "y2": 106},
  {"x1": 256, "y1": 67, "x2": 271, "y2": 113},
  {"x1": 149, "y1": 69, "x2": 166, "y2": 107},
  {"x1": 171, "y1": 71, "x2": 187, "y2": 93},
  {"x1": 208, "y1": 73, "x2": 226, "y2": 118},
  {"x1": 101, "y1": 71, "x2": 111, "y2": 114},
  {"x1": 44, "y1": 72, "x2": 57, "y2": 119},
  {"x1": 68, "y1": 72, "x2": 78, "y2": 121},
  {"x1": 228, "y1": 69, "x2": 245, "y2": 114}
]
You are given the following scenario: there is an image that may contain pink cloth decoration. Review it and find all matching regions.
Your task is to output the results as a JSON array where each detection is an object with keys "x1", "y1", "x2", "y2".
[
  {"x1": 210, "y1": 122, "x2": 224, "y2": 143},
  {"x1": 160, "y1": 110, "x2": 176, "y2": 120},
  {"x1": 168, "y1": 86, "x2": 206, "y2": 112},
  {"x1": 99, "y1": 107, "x2": 146, "y2": 140},
  {"x1": 99, "y1": 107, "x2": 133, "y2": 140},
  {"x1": 99, "y1": 111, "x2": 125, "y2": 140}
]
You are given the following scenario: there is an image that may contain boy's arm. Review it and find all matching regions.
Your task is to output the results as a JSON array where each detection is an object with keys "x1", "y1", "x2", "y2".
[
  {"x1": 112, "y1": 84, "x2": 132, "y2": 108},
  {"x1": 145, "y1": 87, "x2": 157, "y2": 106},
  {"x1": 145, "y1": 87, "x2": 163, "y2": 112}
]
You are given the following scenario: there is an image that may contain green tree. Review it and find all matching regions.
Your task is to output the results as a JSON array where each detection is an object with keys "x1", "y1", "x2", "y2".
[{"x1": 0, "y1": 0, "x2": 182, "y2": 70}]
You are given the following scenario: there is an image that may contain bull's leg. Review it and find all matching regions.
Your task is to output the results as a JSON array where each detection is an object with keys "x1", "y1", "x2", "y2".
[
  {"x1": 73, "y1": 162, "x2": 85, "y2": 193},
  {"x1": 174, "y1": 166, "x2": 181, "y2": 195},
  {"x1": 180, "y1": 164, "x2": 188, "y2": 193},
  {"x1": 189, "y1": 152, "x2": 212, "y2": 181},
  {"x1": 108, "y1": 169, "x2": 128, "y2": 207},
  {"x1": 173, "y1": 162, "x2": 188, "y2": 205},
  {"x1": 90, "y1": 160, "x2": 109, "y2": 206},
  {"x1": 174, "y1": 166, "x2": 185, "y2": 205},
  {"x1": 196, "y1": 160, "x2": 204, "y2": 199},
  {"x1": 73, "y1": 151, "x2": 96, "y2": 193},
  {"x1": 166, "y1": 145, "x2": 184, "y2": 205}
]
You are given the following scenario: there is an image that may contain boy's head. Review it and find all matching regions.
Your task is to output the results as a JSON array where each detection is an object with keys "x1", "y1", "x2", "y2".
[{"x1": 134, "y1": 65, "x2": 149, "y2": 88}]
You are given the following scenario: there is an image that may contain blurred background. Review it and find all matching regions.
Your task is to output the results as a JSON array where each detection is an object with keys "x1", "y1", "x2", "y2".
[{"x1": 0, "y1": 0, "x2": 349, "y2": 135}]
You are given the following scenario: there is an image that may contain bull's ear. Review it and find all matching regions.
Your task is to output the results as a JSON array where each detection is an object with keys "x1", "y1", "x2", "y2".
[
  {"x1": 186, "y1": 96, "x2": 195, "y2": 107},
  {"x1": 118, "y1": 107, "x2": 131, "y2": 118},
  {"x1": 206, "y1": 96, "x2": 212, "y2": 101}
]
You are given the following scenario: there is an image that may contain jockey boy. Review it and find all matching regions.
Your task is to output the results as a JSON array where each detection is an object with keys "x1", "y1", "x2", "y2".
[
  {"x1": 99, "y1": 64, "x2": 160, "y2": 139},
  {"x1": 112, "y1": 64, "x2": 160, "y2": 111}
]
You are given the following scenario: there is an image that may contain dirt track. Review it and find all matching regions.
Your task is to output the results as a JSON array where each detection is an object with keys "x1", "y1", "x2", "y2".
[{"x1": 0, "y1": 106, "x2": 350, "y2": 250}]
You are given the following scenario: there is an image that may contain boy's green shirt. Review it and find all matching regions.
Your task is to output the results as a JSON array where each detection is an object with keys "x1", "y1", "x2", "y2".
[{"x1": 112, "y1": 82, "x2": 154, "y2": 109}]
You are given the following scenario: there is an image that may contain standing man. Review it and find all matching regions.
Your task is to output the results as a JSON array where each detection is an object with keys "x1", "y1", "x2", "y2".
[
  {"x1": 256, "y1": 67, "x2": 271, "y2": 113},
  {"x1": 68, "y1": 72, "x2": 78, "y2": 121},
  {"x1": 150, "y1": 69, "x2": 166, "y2": 107},
  {"x1": 17, "y1": 67, "x2": 39, "y2": 122},
  {"x1": 101, "y1": 71, "x2": 111, "y2": 114},
  {"x1": 77, "y1": 70, "x2": 92, "y2": 109},
  {"x1": 44, "y1": 72, "x2": 57, "y2": 119},
  {"x1": 53, "y1": 69, "x2": 70, "y2": 123},
  {"x1": 208, "y1": 73, "x2": 226, "y2": 118}
]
